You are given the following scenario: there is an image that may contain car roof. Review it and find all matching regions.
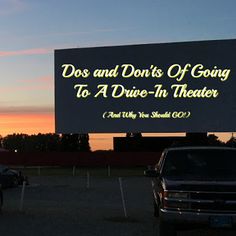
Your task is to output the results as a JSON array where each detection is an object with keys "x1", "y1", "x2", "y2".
[{"x1": 165, "y1": 146, "x2": 236, "y2": 152}]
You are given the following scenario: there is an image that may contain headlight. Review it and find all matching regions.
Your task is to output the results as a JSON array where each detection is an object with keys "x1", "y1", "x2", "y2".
[
  {"x1": 163, "y1": 191, "x2": 190, "y2": 210},
  {"x1": 166, "y1": 192, "x2": 189, "y2": 199}
]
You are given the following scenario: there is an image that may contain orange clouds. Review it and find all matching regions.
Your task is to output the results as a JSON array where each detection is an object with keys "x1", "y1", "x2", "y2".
[
  {"x1": 0, "y1": 113, "x2": 54, "y2": 136},
  {"x1": 0, "y1": 113, "x2": 113, "y2": 150},
  {"x1": 0, "y1": 112, "x2": 233, "y2": 150}
]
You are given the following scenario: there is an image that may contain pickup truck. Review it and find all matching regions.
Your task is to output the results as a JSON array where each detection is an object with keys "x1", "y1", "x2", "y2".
[{"x1": 145, "y1": 146, "x2": 236, "y2": 236}]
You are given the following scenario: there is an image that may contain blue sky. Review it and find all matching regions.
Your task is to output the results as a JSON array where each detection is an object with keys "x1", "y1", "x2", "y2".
[{"x1": 0, "y1": 0, "x2": 236, "y2": 149}]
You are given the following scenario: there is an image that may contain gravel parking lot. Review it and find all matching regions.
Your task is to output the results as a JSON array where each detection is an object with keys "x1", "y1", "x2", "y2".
[{"x1": 0, "y1": 176, "x2": 235, "y2": 236}]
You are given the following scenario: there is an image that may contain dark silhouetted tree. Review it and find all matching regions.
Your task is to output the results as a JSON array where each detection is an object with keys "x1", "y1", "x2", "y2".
[
  {"x1": 207, "y1": 134, "x2": 224, "y2": 146},
  {"x1": 60, "y1": 134, "x2": 90, "y2": 152},
  {"x1": 0, "y1": 135, "x2": 3, "y2": 148},
  {"x1": 2, "y1": 134, "x2": 27, "y2": 152},
  {"x1": 2, "y1": 133, "x2": 90, "y2": 152},
  {"x1": 24, "y1": 133, "x2": 60, "y2": 152},
  {"x1": 226, "y1": 136, "x2": 236, "y2": 147},
  {"x1": 78, "y1": 134, "x2": 91, "y2": 151}
]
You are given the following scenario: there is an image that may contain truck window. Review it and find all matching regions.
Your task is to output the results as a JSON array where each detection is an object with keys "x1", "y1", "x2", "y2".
[{"x1": 162, "y1": 149, "x2": 236, "y2": 180}]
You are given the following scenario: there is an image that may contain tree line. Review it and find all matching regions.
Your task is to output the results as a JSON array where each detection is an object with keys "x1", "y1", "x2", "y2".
[
  {"x1": 0, "y1": 133, "x2": 91, "y2": 152},
  {"x1": 0, "y1": 133, "x2": 235, "y2": 152}
]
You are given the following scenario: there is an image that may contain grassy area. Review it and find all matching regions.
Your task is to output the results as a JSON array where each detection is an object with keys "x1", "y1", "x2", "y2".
[{"x1": 16, "y1": 166, "x2": 146, "y2": 177}]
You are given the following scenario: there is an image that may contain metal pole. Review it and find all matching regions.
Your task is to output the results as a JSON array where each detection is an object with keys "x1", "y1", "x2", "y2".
[
  {"x1": 119, "y1": 177, "x2": 127, "y2": 218},
  {"x1": 86, "y1": 171, "x2": 90, "y2": 189},
  {"x1": 73, "y1": 166, "x2": 76, "y2": 176},
  {"x1": 19, "y1": 181, "x2": 26, "y2": 211},
  {"x1": 38, "y1": 166, "x2": 41, "y2": 176}
]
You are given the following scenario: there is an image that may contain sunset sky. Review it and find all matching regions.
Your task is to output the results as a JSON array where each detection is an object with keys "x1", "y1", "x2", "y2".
[{"x1": 0, "y1": 0, "x2": 236, "y2": 150}]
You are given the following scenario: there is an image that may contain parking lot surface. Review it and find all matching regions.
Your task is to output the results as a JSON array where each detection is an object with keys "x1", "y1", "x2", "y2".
[{"x1": 1, "y1": 176, "x2": 235, "y2": 236}]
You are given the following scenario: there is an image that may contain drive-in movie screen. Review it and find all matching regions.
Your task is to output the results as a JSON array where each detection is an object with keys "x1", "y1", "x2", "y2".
[{"x1": 55, "y1": 39, "x2": 236, "y2": 133}]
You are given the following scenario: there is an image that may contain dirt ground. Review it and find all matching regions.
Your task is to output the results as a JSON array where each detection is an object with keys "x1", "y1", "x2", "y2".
[{"x1": 0, "y1": 176, "x2": 235, "y2": 236}]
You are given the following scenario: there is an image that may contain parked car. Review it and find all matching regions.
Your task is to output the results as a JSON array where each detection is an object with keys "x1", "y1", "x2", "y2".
[
  {"x1": 145, "y1": 147, "x2": 236, "y2": 236},
  {"x1": 0, "y1": 165, "x2": 28, "y2": 189}
]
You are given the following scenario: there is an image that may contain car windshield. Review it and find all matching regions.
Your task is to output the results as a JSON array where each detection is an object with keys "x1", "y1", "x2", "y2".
[{"x1": 162, "y1": 149, "x2": 236, "y2": 180}]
